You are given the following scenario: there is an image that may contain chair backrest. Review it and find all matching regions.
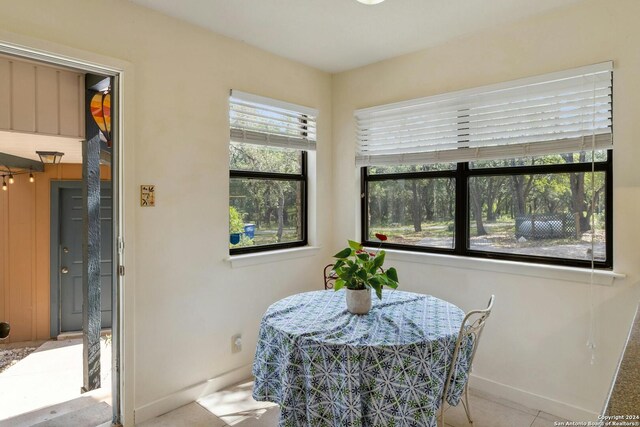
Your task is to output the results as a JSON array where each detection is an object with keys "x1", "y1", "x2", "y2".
[
  {"x1": 442, "y1": 295, "x2": 495, "y2": 404},
  {"x1": 324, "y1": 264, "x2": 337, "y2": 290}
]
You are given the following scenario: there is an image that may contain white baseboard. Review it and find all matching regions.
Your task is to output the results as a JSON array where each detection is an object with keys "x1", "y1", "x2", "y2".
[
  {"x1": 470, "y1": 374, "x2": 599, "y2": 421},
  {"x1": 134, "y1": 364, "x2": 253, "y2": 424}
]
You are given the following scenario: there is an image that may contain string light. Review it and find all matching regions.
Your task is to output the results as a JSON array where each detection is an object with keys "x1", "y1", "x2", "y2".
[{"x1": 0, "y1": 170, "x2": 38, "y2": 188}]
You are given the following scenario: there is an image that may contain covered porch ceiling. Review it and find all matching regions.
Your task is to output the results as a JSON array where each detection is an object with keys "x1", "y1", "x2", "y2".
[{"x1": 0, "y1": 130, "x2": 83, "y2": 165}]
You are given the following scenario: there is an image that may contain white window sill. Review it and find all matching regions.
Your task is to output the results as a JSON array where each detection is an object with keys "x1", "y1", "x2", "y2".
[
  {"x1": 373, "y1": 248, "x2": 625, "y2": 286},
  {"x1": 225, "y1": 246, "x2": 321, "y2": 268}
]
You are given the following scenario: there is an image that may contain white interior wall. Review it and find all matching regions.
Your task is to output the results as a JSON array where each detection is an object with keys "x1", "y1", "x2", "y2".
[
  {"x1": 332, "y1": 0, "x2": 640, "y2": 420},
  {"x1": 0, "y1": 0, "x2": 333, "y2": 424}
]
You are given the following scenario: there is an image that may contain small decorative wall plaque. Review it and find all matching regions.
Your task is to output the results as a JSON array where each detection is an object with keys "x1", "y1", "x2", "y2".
[{"x1": 140, "y1": 185, "x2": 155, "y2": 207}]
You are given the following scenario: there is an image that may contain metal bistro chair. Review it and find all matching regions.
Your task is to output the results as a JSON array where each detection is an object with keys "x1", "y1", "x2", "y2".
[
  {"x1": 324, "y1": 264, "x2": 338, "y2": 290},
  {"x1": 440, "y1": 295, "x2": 495, "y2": 427}
]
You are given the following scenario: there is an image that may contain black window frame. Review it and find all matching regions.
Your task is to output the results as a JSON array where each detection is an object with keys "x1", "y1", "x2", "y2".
[
  {"x1": 360, "y1": 150, "x2": 613, "y2": 269},
  {"x1": 230, "y1": 150, "x2": 308, "y2": 255}
]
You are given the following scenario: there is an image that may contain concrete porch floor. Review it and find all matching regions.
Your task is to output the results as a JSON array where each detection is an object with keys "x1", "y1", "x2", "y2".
[{"x1": 0, "y1": 337, "x2": 112, "y2": 425}]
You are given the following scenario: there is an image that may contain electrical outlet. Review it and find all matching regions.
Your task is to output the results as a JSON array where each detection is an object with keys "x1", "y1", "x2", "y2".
[{"x1": 231, "y1": 334, "x2": 242, "y2": 353}]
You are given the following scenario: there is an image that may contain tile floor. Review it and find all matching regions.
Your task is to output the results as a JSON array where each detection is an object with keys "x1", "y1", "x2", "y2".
[{"x1": 139, "y1": 380, "x2": 570, "y2": 427}]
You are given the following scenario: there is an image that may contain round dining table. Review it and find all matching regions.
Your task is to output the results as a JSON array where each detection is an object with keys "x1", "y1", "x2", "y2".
[{"x1": 252, "y1": 289, "x2": 472, "y2": 427}]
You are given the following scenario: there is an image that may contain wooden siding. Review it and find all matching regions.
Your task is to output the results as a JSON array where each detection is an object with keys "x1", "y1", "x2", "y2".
[
  {"x1": 0, "y1": 55, "x2": 85, "y2": 138},
  {"x1": 0, "y1": 163, "x2": 110, "y2": 343}
]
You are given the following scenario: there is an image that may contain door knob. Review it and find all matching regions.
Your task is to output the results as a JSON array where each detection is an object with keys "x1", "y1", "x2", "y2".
[{"x1": 61, "y1": 267, "x2": 69, "y2": 274}]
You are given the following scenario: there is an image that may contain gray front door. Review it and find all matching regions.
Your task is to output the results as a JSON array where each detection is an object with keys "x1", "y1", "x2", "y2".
[{"x1": 59, "y1": 186, "x2": 113, "y2": 332}]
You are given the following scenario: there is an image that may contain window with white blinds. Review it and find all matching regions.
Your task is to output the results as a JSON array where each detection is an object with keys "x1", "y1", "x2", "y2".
[
  {"x1": 355, "y1": 62, "x2": 612, "y2": 167},
  {"x1": 230, "y1": 90, "x2": 318, "y2": 151}
]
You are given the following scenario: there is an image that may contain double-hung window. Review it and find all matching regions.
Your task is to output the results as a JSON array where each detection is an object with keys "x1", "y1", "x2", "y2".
[
  {"x1": 357, "y1": 63, "x2": 613, "y2": 268},
  {"x1": 229, "y1": 90, "x2": 317, "y2": 254}
]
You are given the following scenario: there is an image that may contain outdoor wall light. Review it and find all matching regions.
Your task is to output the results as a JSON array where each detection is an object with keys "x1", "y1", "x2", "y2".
[
  {"x1": 8, "y1": 174, "x2": 14, "y2": 184},
  {"x1": 29, "y1": 172, "x2": 35, "y2": 183},
  {"x1": 36, "y1": 151, "x2": 65, "y2": 164},
  {"x1": 2, "y1": 176, "x2": 6, "y2": 191}
]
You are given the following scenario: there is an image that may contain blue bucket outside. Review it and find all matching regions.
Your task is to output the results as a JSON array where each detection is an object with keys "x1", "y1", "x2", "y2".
[{"x1": 244, "y1": 224, "x2": 255, "y2": 239}]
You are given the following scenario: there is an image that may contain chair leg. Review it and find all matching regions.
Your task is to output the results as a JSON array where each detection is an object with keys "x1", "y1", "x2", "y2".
[
  {"x1": 461, "y1": 383, "x2": 473, "y2": 425},
  {"x1": 440, "y1": 404, "x2": 446, "y2": 427}
]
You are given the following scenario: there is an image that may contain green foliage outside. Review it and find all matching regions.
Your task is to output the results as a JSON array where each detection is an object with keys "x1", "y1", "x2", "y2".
[
  {"x1": 229, "y1": 206, "x2": 245, "y2": 233},
  {"x1": 368, "y1": 152, "x2": 608, "y2": 261},
  {"x1": 230, "y1": 142, "x2": 303, "y2": 248}
]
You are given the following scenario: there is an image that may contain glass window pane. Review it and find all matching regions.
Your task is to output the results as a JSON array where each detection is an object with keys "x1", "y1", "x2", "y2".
[
  {"x1": 367, "y1": 178, "x2": 455, "y2": 249},
  {"x1": 368, "y1": 163, "x2": 455, "y2": 175},
  {"x1": 230, "y1": 142, "x2": 302, "y2": 174},
  {"x1": 468, "y1": 172, "x2": 606, "y2": 261},
  {"x1": 230, "y1": 178, "x2": 303, "y2": 248},
  {"x1": 470, "y1": 150, "x2": 608, "y2": 169}
]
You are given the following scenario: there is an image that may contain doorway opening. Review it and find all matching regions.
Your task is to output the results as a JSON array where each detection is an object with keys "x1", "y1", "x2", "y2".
[{"x1": 0, "y1": 48, "x2": 123, "y2": 426}]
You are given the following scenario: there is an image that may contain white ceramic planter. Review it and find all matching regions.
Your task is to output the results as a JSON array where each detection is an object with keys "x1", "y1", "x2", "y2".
[{"x1": 346, "y1": 288, "x2": 372, "y2": 314}]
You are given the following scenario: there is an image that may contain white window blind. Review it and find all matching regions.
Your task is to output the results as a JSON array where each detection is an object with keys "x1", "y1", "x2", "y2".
[
  {"x1": 355, "y1": 62, "x2": 613, "y2": 166},
  {"x1": 230, "y1": 90, "x2": 318, "y2": 151}
]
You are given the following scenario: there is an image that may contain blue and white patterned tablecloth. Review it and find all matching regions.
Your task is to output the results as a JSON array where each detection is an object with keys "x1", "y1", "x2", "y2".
[{"x1": 252, "y1": 289, "x2": 472, "y2": 427}]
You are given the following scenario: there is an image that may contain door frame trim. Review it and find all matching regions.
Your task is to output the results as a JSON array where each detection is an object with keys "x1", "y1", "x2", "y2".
[
  {"x1": 50, "y1": 180, "x2": 113, "y2": 337},
  {"x1": 0, "y1": 33, "x2": 133, "y2": 425}
]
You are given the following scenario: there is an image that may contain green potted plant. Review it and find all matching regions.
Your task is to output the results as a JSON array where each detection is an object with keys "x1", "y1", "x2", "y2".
[
  {"x1": 332, "y1": 233, "x2": 399, "y2": 314},
  {"x1": 0, "y1": 321, "x2": 9, "y2": 340},
  {"x1": 229, "y1": 206, "x2": 245, "y2": 245}
]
